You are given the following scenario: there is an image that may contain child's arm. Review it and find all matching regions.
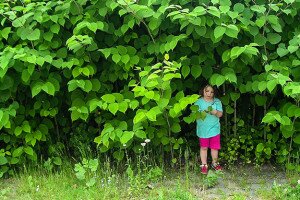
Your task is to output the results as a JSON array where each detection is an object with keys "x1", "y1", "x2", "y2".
[
  {"x1": 210, "y1": 110, "x2": 223, "y2": 118},
  {"x1": 210, "y1": 99, "x2": 223, "y2": 117}
]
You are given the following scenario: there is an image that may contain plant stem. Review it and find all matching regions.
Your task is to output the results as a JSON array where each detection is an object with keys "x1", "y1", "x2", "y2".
[
  {"x1": 119, "y1": 0, "x2": 156, "y2": 44},
  {"x1": 234, "y1": 88, "x2": 237, "y2": 137},
  {"x1": 252, "y1": 104, "x2": 255, "y2": 127},
  {"x1": 263, "y1": 92, "x2": 267, "y2": 141},
  {"x1": 223, "y1": 84, "x2": 228, "y2": 137},
  {"x1": 287, "y1": 100, "x2": 299, "y2": 164},
  {"x1": 54, "y1": 116, "x2": 60, "y2": 141},
  {"x1": 164, "y1": 111, "x2": 173, "y2": 160}
]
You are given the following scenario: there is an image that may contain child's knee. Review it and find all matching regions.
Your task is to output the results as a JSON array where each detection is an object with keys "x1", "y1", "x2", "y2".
[{"x1": 201, "y1": 147, "x2": 208, "y2": 151}]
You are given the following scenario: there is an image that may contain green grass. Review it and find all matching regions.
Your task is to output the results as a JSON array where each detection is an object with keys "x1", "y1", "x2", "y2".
[
  {"x1": 1, "y1": 172, "x2": 120, "y2": 200},
  {"x1": 0, "y1": 163, "x2": 291, "y2": 200},
  {"x1": 0, "y1": 172, "x2": 197, "y2": 200}
]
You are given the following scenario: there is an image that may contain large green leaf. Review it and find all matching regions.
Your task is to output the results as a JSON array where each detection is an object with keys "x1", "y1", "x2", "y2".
[
  {"x1": 225, "y1": 25, "x2": 239, "y2": 38},
  {"x1": 171, "y1": 123, "x2": 181, "y2": 133},
  {"x1": 207, "y1": 6, "x2": 220, "y2": 18},
  {"x1": 193, "y1": 6, "x2": 206, "y2": 15},
  {"x1": 216, "y1": 75, "x2": 226, "y2": 86},
  {"x1": 23, "y1": 122, "x2": 31, "y2": 133},
  {"x1": 108, "y1": 103, "x2": 119, "y2": 115},
  {"x1": 21, "y1": 70, "x2": 31, "y2": 82},
  {"x1": 145, "y1": 91, "x2": 155, "y2": 99},
  {"x1": 293, "y1": 134, "x2": 300, "y2": 144},
  {"x1": 135, "y1": 130, "x2": 146, "y2": 139},
  {"x1": 191, "y1": 65, "x2": 202, "y2": 78},
  {"x1": 12, "y1": 147, "x2": 24, "y2": 157},
  {"x1": 31, "y1": 81, "x2": 44, "y2": 97},
  {"x1": 230, "y1": 93, "x2": 240, "y2": 101},
  {"x1": 24, "y1": 146, "x2": 34, "y2": 156},
  {"x1": 231, "y1": 46, "x2": 245, "y2": 59},
  {"x1": 251, "y1": 5, "x2": 266, "y2": 13},
  {"x1": 102, "y1": 94, "x2": 115, "y2": 103},
  {"x1": 1, "y1": 27, "x2": 11, "y2": 40},
  {"x1": 53, "y1": 157, "x2": 62, "y2": 165},
  {"x1": 91, "y1": 79, "x2": 101, "y2": 91},
  {"x1": 112, "y1": 54, "x2": 121, "y2": 63},
  {"x1": 277, "y1": 46, "x2": 289, "y2": 57},
  {"x1": 256, "y1": 143, "x2": 264, "y2": 152},
  {"x1": 281, "y1": 125, "x2": 294, "y2": 138},
  {"x1": 288, "y1": 45, "x2": 299, "y2": 53},
  {"x1": 0, "y1": 156, "x2": 8, "y2": 165},
  {"x1": 255, "y1": 95, "x2": 267, "y2": 106},
  {"x1": 83, "y1": 80, "x2": 93, "y2": 92},
  {"x1": 27, "y1": 29, "x2": 41, "y2": 41},
  {"x1": 118, "y1": 102, "x2": 128, "y2": 113},
  {"x1": 267, "y1": 80, "x2": 277, "y2": 92},
  {"x1": 113, "y1": 151, "x2": 124, "y2": 161},
  {"x1": 195, "y1": 26, "x2": 206, "y2": 36},
  {"x1": 146, "y1": 109, "x2": 157, "y2": 121},
  {"x1": 214, "y1": 26, "x2": 226, "y2": 39},
  {"x1": 133, "y1": 111, "x2": 146, "y2": 124},
  {"x1": 234, "y1": 3, "x2": 245, "y2": 13},
  {"x1": 120, "y1": 131, "x2": 134, "y2": 144},
  {"x1": 258, "y1": 81, "x2": 267, "y2": 92},
  {"x1": 254, "y1": 34, "x2": 267, "y2": 46},
  {"x1": 12, "y1": 17, "x2": 26, "y2": 27},
  {"x1": 0, "y1": 110, "x2": 3, "y2": 122},
  {"x1": 50, "y1": 24, "x2": 60, "y2": 34},
  {"x1": 43, "y1": 82, "x2": 56, "y2": 96},
  {"x1": 267, "y1": 33, "x2": 281, "y2": 44},
  {"x1": 181, "y1": 65, "x2": 190, "y2": 78}
]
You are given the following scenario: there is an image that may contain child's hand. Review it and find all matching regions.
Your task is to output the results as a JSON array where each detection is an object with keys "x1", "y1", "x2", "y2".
[{"x1": 210, "y1": 110, "x2": 218, "y2": 115}]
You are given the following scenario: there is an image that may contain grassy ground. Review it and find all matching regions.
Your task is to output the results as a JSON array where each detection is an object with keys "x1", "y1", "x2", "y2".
[{"x1": 1, "y1": 162, "x2": 295, "y2": 200}]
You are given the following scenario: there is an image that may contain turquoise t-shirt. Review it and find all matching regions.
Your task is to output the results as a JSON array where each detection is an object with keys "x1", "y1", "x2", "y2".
[{"x1": 195, "y1": 97, "x2": 223, "y2": 138}]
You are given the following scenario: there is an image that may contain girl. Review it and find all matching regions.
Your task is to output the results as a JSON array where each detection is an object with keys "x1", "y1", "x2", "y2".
[{"x1": 195, "y1": 84, "x2": 223, "y2": 175}]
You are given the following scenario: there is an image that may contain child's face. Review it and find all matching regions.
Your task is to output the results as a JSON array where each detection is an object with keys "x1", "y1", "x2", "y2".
[{"x1": 203, "y1": 86, "x2": 214, "y2": 99}]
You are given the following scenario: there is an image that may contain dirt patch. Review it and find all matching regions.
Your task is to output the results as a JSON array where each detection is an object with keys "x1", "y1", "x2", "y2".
[{"x1": 191, "y1": 164, "x2": 287, "y2": 199}]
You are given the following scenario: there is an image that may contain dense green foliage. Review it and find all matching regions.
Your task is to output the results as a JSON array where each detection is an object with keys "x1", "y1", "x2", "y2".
[{"x1": 1, "y1": 0, "x2": 300, "y2": 177}]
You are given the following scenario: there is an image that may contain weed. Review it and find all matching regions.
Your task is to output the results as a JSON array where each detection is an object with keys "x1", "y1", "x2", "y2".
[
  {"x1": 231, "y1": 193, "x2": 247, "y2": 200},
  {"x1": 0, "y1": 188, "x2": 10, "y2": 200},
  {"x1": 43, "y1": 157, "x2": 62, "y2": 173},
  {"x1": 148, "y1": 182, "x2": 197, "y2": 200},
  {"x1": 270, "y1": 180, "x2": 300, "y2": 200},
  {"x1": 74, "y1": 158, "x2": 99, "y2": 187},
  {"x1": 203, "y1": 170, "x2": 223, "y2": 189}
]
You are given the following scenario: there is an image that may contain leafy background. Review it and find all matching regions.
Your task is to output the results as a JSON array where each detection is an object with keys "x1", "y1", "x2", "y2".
[{"x1": 1, "y1": 0, "x2": 300, "y2": 177}]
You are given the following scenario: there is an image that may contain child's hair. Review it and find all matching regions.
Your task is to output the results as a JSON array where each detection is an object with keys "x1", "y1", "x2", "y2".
[{"x1": 199, "y1": 84, "x2": 219, "y2": 97}]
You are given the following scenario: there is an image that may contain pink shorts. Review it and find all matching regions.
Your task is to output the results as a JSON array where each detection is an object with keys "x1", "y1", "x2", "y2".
[{"x1": 199, "y1": 134, "x2": 221, "y2": 150}]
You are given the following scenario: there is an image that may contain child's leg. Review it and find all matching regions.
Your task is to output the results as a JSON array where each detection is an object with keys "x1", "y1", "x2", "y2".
[
  {"x1": 211, "y1": 149, "x2": 219, "y2": 164},
  {"x1": 211, "y1": 148, "x2": 222, "y2": 170},
  {"x1": 199, "y1": 138, "x2": 209, "y2": 164},
  {"x1": 210, "y1": 134, "x2": 221, "y2": 164},
  {"x1": 200, "y1": 147, "x2": 208, "y2": 164}
]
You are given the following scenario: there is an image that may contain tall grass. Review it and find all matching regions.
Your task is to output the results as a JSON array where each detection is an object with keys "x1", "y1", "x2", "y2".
[{"x1": 0, "y1": 143, "x2": 291, "y2": 200}]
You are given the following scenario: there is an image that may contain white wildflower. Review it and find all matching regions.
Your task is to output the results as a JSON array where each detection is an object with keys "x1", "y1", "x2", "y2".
[
  {"x1": 145, "y1": 139, "x2": 151, "y2": 143},
  {"x1": 123, "y1": 144, "x2": 126, "y2": 147},
  {"x1": 141, "y1": 142, "x2": 146, "y2": 147},
  {"x1": 36, "y1": 185, "x2": 40, "y2": 192}
]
